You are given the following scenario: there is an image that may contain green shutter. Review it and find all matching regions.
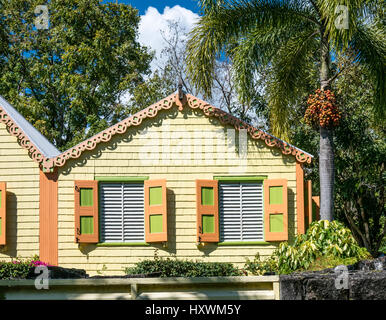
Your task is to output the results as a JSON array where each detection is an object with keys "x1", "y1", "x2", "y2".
[
  {"x1": 269, "y1": 214, "x2": 284, "y2": 233},
  {"x1": 269, "y1": 186, "x2": 283, "y2": 205},
  {"x1": 80, "y1": 216, "x2": 94, "y2": 234},
  {"x1": 80, "y1": 188, "x2": 93, "y2": 207},
  {"x1": 202, "y1": 215, "x2": 215, "y2": 234},
  {"x1": 201, "y1": 187, "x2": 214, "y2": 205},
  {"x1": 149, "y1": 214, "x2": 163, "y2": 233},
  {"x1": 149, "y1": 186, "x2": 162, "y2": 206}
]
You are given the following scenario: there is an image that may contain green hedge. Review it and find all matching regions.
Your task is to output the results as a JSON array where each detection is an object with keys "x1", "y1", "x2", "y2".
[
  {"x1": 125, "y1": 256, "x2": 243, "y2": 277},
  {"x1": 0, "y1": 256, "x2": 49, "y2": 280},
  {"x1": 0, "y1": 261, "x2": 32, "y2": 280}
]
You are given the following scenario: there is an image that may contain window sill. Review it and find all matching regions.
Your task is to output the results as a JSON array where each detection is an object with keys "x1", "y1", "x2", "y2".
[
  {"x1": 213, "y1": 175, "x2": 267, "y2": 182},
  {"x1": 95, "y1": 176, "x2": 149, "y2": 182},
  {"x1": 96, "y1": 242, "x2": 150, "y2": 247},
  {"x1": 217, "y1": 241, "x2": 272, "y2": 246}
]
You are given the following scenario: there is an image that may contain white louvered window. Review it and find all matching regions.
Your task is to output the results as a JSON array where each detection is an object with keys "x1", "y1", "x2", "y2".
[
  {"x1": 100, "y1": 183, "x2": 144, "y2": 243},
  {"x1": 219, "y1": 182, "x2": 264, "y2": 242}
]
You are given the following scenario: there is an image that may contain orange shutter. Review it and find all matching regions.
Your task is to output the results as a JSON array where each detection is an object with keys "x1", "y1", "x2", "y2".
[
  {"x1": 264, "y1": 179, "x2": 288, "y2": 241},
  {"x1": 74, "y1": 180, "x2": 99, "y2": 243},
  {"x1": 144, "y1": 179, "x2": 167, "y2": 242},
  {"x1": 305, "y1": 180, "x2": 313, "y2": 227},
  {"x1": 196, "y1": 180, "x2": 219, "y2": 243},
  {"x1": 0, "y1": 182, "x2": 6, "y2": 245},
  {"x1": 312, "y1": 196, "x2": 320, "y2": 221},
  {"x1": 296, "y1": 163, "x2": 306, "y2": 234}
]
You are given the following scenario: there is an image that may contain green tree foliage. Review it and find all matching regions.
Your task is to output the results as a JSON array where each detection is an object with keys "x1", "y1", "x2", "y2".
[
  {"x1": 245, "y1": 220, "x2": 371, "y2": 275},
  {"x1": 292, "y1": 55, "x2": 385, "y2": 257},
  {"x1": 0, "y1": 0, "x2": 152, "y2": 150}
]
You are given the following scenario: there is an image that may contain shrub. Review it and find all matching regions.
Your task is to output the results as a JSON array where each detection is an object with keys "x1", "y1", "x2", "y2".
[
  {"x1": 125, "y1": 255, "x2": 243, "y2": 277},
  {"x1": 245, "y1": 220, "x2": 371, "y2": 275},
  {"x1": 380, "y1": 237, "x2": 386, "y2": 254},
  {"x1": 0, "y1": 260, "x2": 32, "y2": 280},
  {"x1": 244, "y1": 253, "x2": 278, "y2": 276},
  {"x1": 0, "y1": 256, "x2": 50, "y2": 280}
]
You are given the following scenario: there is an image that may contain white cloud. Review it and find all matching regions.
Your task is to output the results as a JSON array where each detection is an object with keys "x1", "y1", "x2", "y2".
[
  {"x1": 120, "y1": 6, "x2": 199, "y2": 105},
  {"x1": 138, "y1": 5, "x2": 199, "y2": 70}
]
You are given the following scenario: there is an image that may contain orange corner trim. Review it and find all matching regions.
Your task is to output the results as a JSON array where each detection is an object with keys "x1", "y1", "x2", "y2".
[{"x1": 39, "y1": 169, "x2": 58, "y2": 266}]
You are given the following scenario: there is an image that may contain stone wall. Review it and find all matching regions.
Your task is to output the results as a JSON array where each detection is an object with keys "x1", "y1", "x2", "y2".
[{"x1": 280, "y1": 257, "x2": 386, "y2": 300}]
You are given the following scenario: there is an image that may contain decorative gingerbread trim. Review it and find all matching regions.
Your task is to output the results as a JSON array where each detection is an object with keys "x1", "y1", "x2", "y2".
[
  {"x1": 0, "y1": 106, "x2": 55, "y2": 171},
  {"x1": 52, "y1": 94, "x2": 176, "y2": 168},
  {"x1": 185, "y1": 94, "x2": 313, "y2": 164},
  {"x1": 0, "y1": 92, "x2": 312, "y2": 171}
]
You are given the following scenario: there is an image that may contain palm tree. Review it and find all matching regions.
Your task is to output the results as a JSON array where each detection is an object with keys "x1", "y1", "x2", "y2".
[{"x1": 186, "y1": 0, "x2": 385, "y2": 221}]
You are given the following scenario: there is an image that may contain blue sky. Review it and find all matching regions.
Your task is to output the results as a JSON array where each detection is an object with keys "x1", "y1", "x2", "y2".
[
  {"x1": 107, "y1": 0, "x2": 200, "y2": 15},
  {"x1": 101, "y1": 1, "x2": 200, "y2": 63},
  {"x1": 101, "y1": 1, "x2": 201, "y2": 73}
]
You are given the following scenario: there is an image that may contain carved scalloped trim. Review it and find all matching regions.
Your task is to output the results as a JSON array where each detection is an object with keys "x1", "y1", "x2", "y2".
[
  {"x1": 0, "y1": 106, "x2": 55, "y2": 171},
  {"x1": 0, "y1": 92, "x2": 312, "y2": 171},
  {"x1": 52, "y1": 94, "x2": 177, "y2": 168},
  {"x1": 185, "y1": 94, "x2": 312, "y2": 165}
]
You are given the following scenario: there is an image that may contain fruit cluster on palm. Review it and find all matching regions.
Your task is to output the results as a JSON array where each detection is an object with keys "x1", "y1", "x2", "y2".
[{"x1": 186, "y1": 0, "x2": 385, "y2": 221}]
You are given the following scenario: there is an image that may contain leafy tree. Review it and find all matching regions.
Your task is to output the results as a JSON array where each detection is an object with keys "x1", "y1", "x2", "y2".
[
  {"x1": 126, "y1": 68, "x2": 175, "y2": 115},
  {"x1": 0, "y1": 0, "x2": 152, "y2": 150},
  {"x1": 132, "y1": 19, "x2": 268, "y2": 124},
  {"x1": 292, "y1": 55, "x2": 385, "y2": 257},
  {"x1": 186, "y1": 0, "x2": 385, "y2": 221}
]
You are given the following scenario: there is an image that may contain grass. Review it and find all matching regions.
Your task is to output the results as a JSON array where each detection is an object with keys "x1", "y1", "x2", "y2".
[{"x1": 299, "y1": 255, "x2": 364, "y2": 272}]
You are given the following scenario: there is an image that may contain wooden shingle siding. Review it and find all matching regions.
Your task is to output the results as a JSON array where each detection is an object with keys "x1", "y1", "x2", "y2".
[
  {"x1": 57, "y1": 110, "x2": 298, "y2": 275},
  {"x1": 0, "y1": 122, "x2": 40, "y2": 260}
]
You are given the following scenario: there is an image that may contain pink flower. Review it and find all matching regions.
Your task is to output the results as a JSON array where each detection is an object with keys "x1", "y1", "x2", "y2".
[{"x1": 30, "y1": 260, "x2": 50, "y2": 267}]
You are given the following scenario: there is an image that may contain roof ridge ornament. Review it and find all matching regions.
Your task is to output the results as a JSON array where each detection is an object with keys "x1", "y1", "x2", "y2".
[
  {"x1": 178, "y1": 78, "x2": 184, "y2": 101},
  {"x1": 176, "y1": 77, "x2": 185, "y2": 111}
]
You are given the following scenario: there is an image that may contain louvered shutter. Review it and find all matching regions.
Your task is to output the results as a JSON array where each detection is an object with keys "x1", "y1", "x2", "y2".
[
  {"x1": 0, "y1": 182, "x2": 6, "y2": 245},
  {"x1": 219, "y1": 183, "x2": 263, "y2": 242},
  {"x1": 264, "y1": 179, "x2": 288, "y2": 241},
  {"x1": 144, "y1": 179, "x2": 167, "y2": 243},
  {"x1": 74, "y1": 180, "x2": 99, "y2": 243},
  {"x1": 100, "y1": 183, "x2": 122, "y2": 242},
  {"x1": 196, "y1": 180, "x2": 219, "y2": 243},
  {"x1": 123, "y1": 183, "x2": 145, "y2": 242},
  {"x1": 100, "y1": 183, "x2": 144, "y2": 243},
  {"x1": 219, "y1": 183, "x2": 240, "y2": 241},
  {"x1": 241, "y1": 183, "x2": 264, "y2": 240}
]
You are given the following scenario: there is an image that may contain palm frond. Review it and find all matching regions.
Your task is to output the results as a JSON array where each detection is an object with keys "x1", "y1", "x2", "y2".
[
  {"x1": 186, "y1": 0, "x2": 319, "y2": 99},
  {"x1": 317, "y1": 0, "x2": 382, "y2": 48},
  {"x1": 231, "y1": 21, "x2": 316, "y2": 105},
  {"x1": 267, "y1": 29, "x2": 319, "y2": 140},
  {"x1": 350, "y1": 22, "x2": 386, "y2": 121}
]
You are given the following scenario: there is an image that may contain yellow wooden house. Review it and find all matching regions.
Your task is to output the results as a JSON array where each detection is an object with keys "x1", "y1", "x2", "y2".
[{"x1": 0, "y1": 92, "x2": 317, "y2": 275}]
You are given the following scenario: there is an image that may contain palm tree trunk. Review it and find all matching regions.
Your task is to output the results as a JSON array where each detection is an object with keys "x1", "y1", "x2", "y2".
[
  {"x1": 319, "y1": 126, "x2": 334, "y2": 220},
  {"x1": 319, "y1": 33, "x2": 335, "y2": 221}
]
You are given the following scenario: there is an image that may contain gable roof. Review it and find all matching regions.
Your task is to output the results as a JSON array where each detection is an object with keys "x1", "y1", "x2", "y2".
[
  {"x1": 0, "y1": 93, "x2": 313, "y2": 172},
  {"x1": 49, "y1": 93, "x2": 312, "y2": 171},
  {"x1": 0, "y1": 95, "x2": 60, "y2": 168}
]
